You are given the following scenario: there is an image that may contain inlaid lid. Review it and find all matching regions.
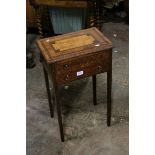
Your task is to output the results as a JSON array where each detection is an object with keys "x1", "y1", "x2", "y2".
[{"x1": 36, "y1": 27, "x2": 112, "y2": 63}]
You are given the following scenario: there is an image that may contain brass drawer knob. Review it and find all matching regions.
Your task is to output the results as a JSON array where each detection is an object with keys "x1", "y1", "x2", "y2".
[
  {"x1": 98, "y1": 66, "x2": 102, "y2": 71},
  {"x1": 65, "y1": 75, "x2": 69, "y2": 81},
  {"x1": 64, "y1": 64, "x2": 69, "y2": 70}
]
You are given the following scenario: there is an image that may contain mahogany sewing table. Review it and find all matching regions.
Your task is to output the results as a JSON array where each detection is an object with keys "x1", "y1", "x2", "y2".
[{"x1": 37, "y1": 27, "x2": 112, "y2": 142}]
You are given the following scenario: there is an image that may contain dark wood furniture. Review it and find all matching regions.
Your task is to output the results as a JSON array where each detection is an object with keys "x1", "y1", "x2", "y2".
[
  {"x1": 37, "y1": 27, "x2": 113, "y2": 142},
  {"x1": 27, "y1": 0, "x2": 38, "y2": 29},
  {"x1": 29, "y1": 0, "x2": 103, "y2": 37},
  {"x1": 32, "y1": 0, "x2": 88, "y2": 8}
]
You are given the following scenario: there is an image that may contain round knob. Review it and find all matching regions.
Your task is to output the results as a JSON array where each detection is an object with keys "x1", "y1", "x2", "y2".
[
  {"x1": 64, "y1": 64, "x2": 69, "y2": 70},
  {"x1": 65, "y1": 75, "x2": 69, "y2": 81},
  {"x1": 98, "y1": 66, "x2": 102, "y2": 71}
]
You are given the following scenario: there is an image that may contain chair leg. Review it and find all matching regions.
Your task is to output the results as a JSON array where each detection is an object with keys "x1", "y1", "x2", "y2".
[
  {"x1": 53, "y1": 85, "x2": 64, "y2": 142},
  {"x1": 107, "y1": 70, "x2": 112, "y2": 126},
  {"x1": 43, "y1": 66, "x2": 54, "y2": 118},
  {"x1": 92, "y1": 75, "x2": 97, "y2": 105}
]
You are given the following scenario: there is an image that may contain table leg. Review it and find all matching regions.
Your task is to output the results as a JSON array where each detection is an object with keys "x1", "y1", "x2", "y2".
[
  {"x1": 92, "y1": 75, "x2": 97, "y2": 105},
  {"x1": 53, "y1": 85, "x2": 64, "y2": 142},
  {"x1": 43, "y1": 66, "x2": 54, "y2": 118},
  {"x1": 107, "y1": 70, "x2": 112, "y2": 126}
]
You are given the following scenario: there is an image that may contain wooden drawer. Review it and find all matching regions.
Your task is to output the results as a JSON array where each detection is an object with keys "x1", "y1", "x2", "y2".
[{"x1": 54, "y1": 50, "x2": 111, "y2": 84}]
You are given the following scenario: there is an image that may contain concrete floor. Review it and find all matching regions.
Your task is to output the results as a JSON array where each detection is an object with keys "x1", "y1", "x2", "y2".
[{"x1": 27, "y1": 22, "x2": 129, "y2": 155}]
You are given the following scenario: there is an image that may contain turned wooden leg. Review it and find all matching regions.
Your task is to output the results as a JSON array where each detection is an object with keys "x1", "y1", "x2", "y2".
[
  {"x1": 107, "y1": 70, "x2": 112, "y2": 126},
  {"x1": 43, "y1": 66, "x2": 54, "y2": 118},
  {"x1": 35, "y1": 7, "x2": 44, "y2": 38},
  {"x1": 53, "y1": 85, "x2": 64, "y2": 142},
  {"x1": 92, "y1": 75, "x2": 97, "y2": 105}
]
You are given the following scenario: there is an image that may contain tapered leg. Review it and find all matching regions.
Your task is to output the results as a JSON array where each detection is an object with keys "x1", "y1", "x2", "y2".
[
  {"x1": 43, "y1": 66, "x2": 54, "y2": 118},
  {"x1": 53, "y1": 85, "x2": 64, "y2": 142},
  {"x1": 107, "y1": 70, "x2": 112, "y2": 126},
  {"x1": 92, "y1": 75, "x2": 97, "y2": 105}
]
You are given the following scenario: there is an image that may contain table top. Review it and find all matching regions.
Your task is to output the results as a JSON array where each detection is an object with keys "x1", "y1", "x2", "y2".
[
  {"x1": 33, "y1": 0, "x2": 87, "y2": 8},
  {"x1": 36, "y1": 27, "x2": 112, "y2": 63}
]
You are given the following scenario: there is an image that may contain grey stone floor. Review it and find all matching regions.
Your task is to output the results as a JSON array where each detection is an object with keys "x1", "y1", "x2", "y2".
[{"x1": 27, "y1": 22, "x2": 129, "y2": 155}]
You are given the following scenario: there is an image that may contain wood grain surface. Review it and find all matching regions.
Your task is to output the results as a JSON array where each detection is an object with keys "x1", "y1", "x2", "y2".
[
  {"x1": 33, "y1": 0, "x2": 87, "y2": 8},
  {"x1": 52, "y1": 35, "x2": 95, "y2": 52},
  {"x1": 37, "y1": 27, "x2": 112, "y2": 63},
  {"x1": 54, "y1": 50, "x2": 111, "y2": 85}
]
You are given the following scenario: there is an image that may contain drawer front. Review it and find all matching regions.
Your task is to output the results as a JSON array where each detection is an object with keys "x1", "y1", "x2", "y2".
[{"x1": 54, "y1": 51, "x2": 111, "y2": 85}]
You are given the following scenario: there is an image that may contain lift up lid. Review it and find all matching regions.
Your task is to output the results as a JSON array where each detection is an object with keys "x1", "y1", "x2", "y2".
[{"x1": 36, "y1": 27, "x2": 112, "y2": 63}]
